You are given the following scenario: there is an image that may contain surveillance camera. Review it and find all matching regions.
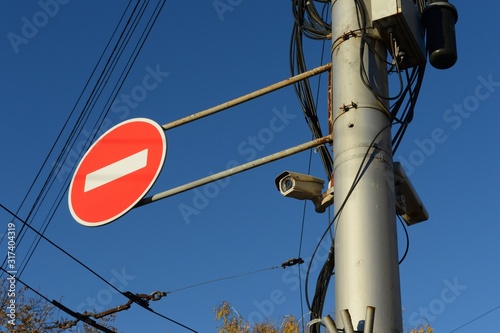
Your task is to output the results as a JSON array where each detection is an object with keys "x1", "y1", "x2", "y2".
[
  {"x1": 275, "y1": 171, "x2": 324, "y2": 201},
  {"x1": 394, "y1": 162, "x2": 429, "y2": 225}
]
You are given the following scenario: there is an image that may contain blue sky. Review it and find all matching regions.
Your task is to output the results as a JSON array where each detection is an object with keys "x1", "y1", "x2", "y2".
[{"x1": 1, "y1": 1, "x2": 499, "y2": 332}]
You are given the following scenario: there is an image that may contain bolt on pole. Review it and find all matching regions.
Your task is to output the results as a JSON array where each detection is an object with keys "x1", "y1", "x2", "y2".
[{"x1": 331, "y1": 0, "x2": 403, "y2": 331}]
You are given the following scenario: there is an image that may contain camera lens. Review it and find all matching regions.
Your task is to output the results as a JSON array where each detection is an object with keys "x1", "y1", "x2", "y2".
[{"x1": 280, "y1": 177, "x2": 294, "y2": 192}]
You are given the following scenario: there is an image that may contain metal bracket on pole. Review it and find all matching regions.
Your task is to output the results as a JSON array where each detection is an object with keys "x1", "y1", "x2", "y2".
[
  {"x1": 135, "y1": 136, "x2": 332, "y2": 208},
  {"x1": 161, "y1": 64, "x2": 331, "y2": 131}
]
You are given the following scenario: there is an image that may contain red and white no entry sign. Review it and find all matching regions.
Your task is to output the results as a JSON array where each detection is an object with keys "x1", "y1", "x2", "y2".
[{"x1": 68, "y1": 118, "x2": 167, "y2": 227}]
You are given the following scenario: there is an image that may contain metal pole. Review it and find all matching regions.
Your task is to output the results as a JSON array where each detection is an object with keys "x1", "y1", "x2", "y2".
[
  {"x1": 162, "y1": 64, "x2": 331, "y2": 130},
  {"x1": 331, "y1": 0, "x2": 403, "y2": 332},
  {"x1": 135, "y1": 136, "x2": 331, "y2": 207}
]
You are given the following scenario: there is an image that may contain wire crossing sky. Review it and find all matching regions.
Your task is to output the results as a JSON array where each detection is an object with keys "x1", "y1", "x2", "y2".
[{"x1": 1, "y1": 1, "x2": 500, "y2": 332}]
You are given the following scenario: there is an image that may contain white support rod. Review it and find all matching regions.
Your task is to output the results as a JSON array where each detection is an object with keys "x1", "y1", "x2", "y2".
[
  {"x1": 135, "y1": 136, "x2": 331, "y2": 207},
  {"x1": 161, "y1": 64, "x2": 331, "y2": 130},
  {"x1": 322, "y1": 315, "x2": 339, "y2": 333},
  {"x1": 340, "y1": 309, "x2": 355, "y2": 333},
  {"x1": 364, "y1": 306, "x2": 376, "y2": 333}
]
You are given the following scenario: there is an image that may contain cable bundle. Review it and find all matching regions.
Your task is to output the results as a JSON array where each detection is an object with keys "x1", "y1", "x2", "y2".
[{"x1": 290, "y1": 0, "x2": 333, "y2": 180}]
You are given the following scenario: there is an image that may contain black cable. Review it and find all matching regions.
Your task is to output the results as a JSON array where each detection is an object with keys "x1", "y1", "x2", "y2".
[
  {"x1": 166, "y1": 266, "x2": 280, "y2": 294},
  {"x1": 142, "y1": 306, "x2": 198, "y2": 333},
  {"x1": 355, "y1": 0, "x2": 399, "y2": 103},
  {"x1": 1, "y1": 0, "x2": 139, "y2": 280},
  {"x1": 16, "y1": 0, "x2": 168, "y2": 281},
  {"x1": 0, "y1": 204, "x2": 127, "y2": 295},
  {"x1": 0, "y1": 203, "x2": 199, "y2": 333},
  {"x1": 290, "y1": 0, "x2": 333, "y2": 179},
  {"x1": 352, "y1": 0, "x2": 426, "y2": 154},
  {"x1": 292, "y1": 0, "x2": 331, "y2": 40},
  {"x1": 309, "y1": 242, "x2": 334, "y2": 333},
  {"x1": 4, "y1": 2, "x2": 198, "y2": 332},
  {"x1": 397, "y1": 215, "x2": 410, "y2": 265},
  {"x1": 448, "y1": 305, "x2": 500, "y2": 333},
  {"x1": 0, "y1": 266, "x2": 114, "y2": 333},
  {"x1": 297, "y1": 146, "x2": 315, "y2": 333},
  {"x1": 392, "y1": 64, "x2": 426, "y2": 154}
]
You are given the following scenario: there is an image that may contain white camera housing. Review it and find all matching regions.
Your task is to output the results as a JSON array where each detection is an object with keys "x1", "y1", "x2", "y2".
[
  {"x1": 275, "y1": 171, "x2": 325, "y2": 201},
  {"x1": 394, "y1": 162, "x2": 429, "y2": 225}
]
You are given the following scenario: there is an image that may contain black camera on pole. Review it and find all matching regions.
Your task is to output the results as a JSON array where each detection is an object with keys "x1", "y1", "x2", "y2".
[{"x1": 422, "y1": 0, "x2": 458, "y2": 70}]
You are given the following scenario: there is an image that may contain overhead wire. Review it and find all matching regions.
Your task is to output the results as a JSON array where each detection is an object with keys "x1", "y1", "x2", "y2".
[
  {"x1": 0, "y1": 0, "x2": 136, "y2": 313},
  {"x1": 297, "y1": 24, "x2": 331, "y2": 333},
  {"x1": 0, "y1": 0, "x2": 140, "y2": 280},
  {"x1": 16, "y1": 0, "x2": 167, "y2": 279},
  {"x1": 288, "y1": 2, "x2": 337, "y2": 331},
  {"x1": 297, "y1": 145, "x2": 316, "y2": 333},
  {"x1": 2, "y1": 0, "x2": 292, "y2": 330},
  {"x1": 47, "y1": 260, "x2": 305, "y2": 331},
  {"x1": 0, "y1": 265, "x2": 115, "y2": 333},
  {"x1": 447, "y1": 305, "x2": 500, "y2": 333},
  {"x1": 2, "y1": 0, "x2": 426, "y2": 330},
  {"x1": 0, "y1": 203, "x2": 199, "y2": 333},
  {"x1": 0, "y1": 3, "x2": 204, "y2": 331},
  {"x1": 10, "y1": 0, "x2": 169, "y2": 286},
  {"x1": 165, "y1": 265, "x2": 282, "y2": 295},
  {"x1": 14, "y1": 0, "x2": 152, "y2": 280}
]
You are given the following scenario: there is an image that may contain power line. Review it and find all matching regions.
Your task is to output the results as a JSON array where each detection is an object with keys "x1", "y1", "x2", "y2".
[
  {"x1": 448, "y1": 305, "x2": 500, "y2": 333},
  {"x1": 166, "y1": 265, "x2": 282, "y2": 294},
  {"x1": 0, "y1": 203, "x2": 199, "y2": 333},
  {"x1": 0, "y1": 266, "x2": 114, "y2": 333},
  {"x1": 16, "y1": 0, "x2": 157, "y2": 279},
  {"x1": 1, "y1": 6, "x2": 171, "y2": 327},
  {"x1": 3, "y1": 0, "x2": 169, "y2": 285},
  {"x1": 1, "y1": 0, "x2": 141, "y2": 280},
  {"x1": 52, "y1": 260, "x2": 304, "y2": 331},
  {"x1": 297, "y1": 146, "x2": 314, "y2": 333},
  {"x1": 0, "y1": 3, "x2": 172, "y2": 324}
]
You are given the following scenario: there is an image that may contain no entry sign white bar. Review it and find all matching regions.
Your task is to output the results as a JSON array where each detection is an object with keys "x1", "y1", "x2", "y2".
[{"x1": 84, "y1": 149, "x2": 149, "y2": 192}]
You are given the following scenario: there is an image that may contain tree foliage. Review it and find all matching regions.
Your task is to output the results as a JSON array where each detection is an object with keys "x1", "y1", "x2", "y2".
[
  {"x1": 215, "y1": 301, "x2": 433, "y2": 333},
  {"x1": 215, "y1": 301, "x2": 299, "y2": 333},
  {"x1": 0, "y1": 279, "x2": 116, "y2": 333},
  {"x1": 1, "y1": 282, "x2": 433, "y2": 333},
  {"x1": 409, "y1": 323, "x2": 433, "y2": 333},
  {"x1": 0, "y1": 284, "x2": 56, "y2": 333}
]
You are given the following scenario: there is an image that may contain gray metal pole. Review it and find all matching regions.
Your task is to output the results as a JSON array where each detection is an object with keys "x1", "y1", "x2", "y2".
[{"x1": 331, "y1": 0, "x2": 403, "y2": 332}]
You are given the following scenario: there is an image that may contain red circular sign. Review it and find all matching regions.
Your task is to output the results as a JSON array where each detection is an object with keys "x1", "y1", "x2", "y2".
[{"x1": 68, "y1": 118, "x2": 167, "y2": 227}]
